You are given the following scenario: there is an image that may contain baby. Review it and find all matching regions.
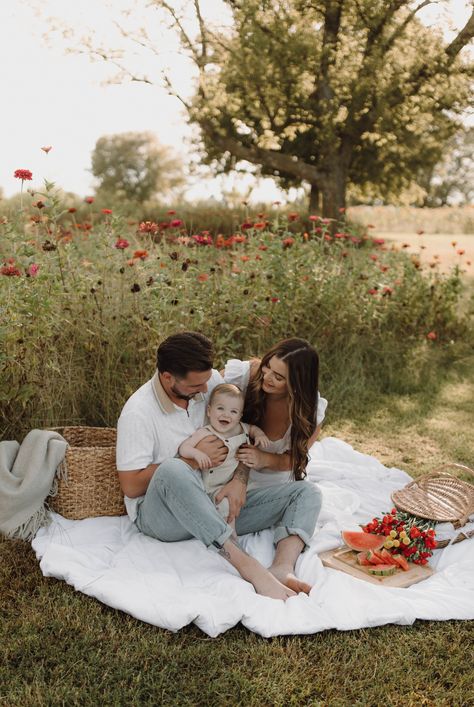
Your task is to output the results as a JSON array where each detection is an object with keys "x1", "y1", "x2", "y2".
[{"x1": 178, "y1": 383, "x2": 270, "y2": 531}]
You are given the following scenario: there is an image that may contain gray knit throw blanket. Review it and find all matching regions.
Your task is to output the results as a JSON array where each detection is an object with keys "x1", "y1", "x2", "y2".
[{"x1": 0, "y1": 429, "x2": 67, "y2": 540}]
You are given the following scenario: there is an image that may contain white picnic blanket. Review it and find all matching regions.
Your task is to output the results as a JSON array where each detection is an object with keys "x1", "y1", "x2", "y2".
[{"x1": 32, "y1": 438, "x2": 474, "y2": 637}]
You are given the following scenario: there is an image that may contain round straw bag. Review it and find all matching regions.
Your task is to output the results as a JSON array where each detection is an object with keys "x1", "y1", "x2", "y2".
[
  {"x1": 391, "y1": 463, "x2": 474, "y2": 529},
  {"x1": 48, "y1": 426, "x2": 125, "y2": 520}
]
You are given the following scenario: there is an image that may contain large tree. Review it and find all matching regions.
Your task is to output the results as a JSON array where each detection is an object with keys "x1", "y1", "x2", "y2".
[
  {"x1": 148, "y1": 0, "x2": 473, "y2": 216},
  {"x1": 91, "y1": 131, "x2": 184, "y2": 204}
]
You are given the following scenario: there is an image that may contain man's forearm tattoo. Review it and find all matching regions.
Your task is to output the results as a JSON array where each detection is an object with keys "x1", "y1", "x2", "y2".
[
  {"x1": 218, "y1": 547, "x2": 231, "y2": 560},
  {"x1": 233, "y1": 462, "x2": 249, "y2": 485}
]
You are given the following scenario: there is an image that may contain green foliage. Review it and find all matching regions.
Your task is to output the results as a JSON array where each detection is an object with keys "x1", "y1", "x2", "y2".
[
  {"x1": 419, "y1": 127, "x2": 474, "y2": 207},
  {"x1": 159, "y1": 0, "x2": 474, "y2": 216},
  {"x1": 91, "y1": 131, "x2": 184, "y2": 208},
  {"x1": 0, "y1": 185, "x2": 471, "y2": 440}
]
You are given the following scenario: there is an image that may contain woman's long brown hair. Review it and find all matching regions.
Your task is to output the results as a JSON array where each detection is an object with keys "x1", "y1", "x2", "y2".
[{"x1": 243, "y1": 338, "x2": 319, "y2": 480}]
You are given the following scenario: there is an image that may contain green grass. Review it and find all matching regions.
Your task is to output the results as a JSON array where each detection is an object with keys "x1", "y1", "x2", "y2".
[{"x1": 2, "y1": 356, "x2": 474, "y2": 706}]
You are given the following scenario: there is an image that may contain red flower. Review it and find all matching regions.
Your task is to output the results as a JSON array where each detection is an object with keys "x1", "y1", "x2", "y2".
[
  {"x1": 309, "y1": 215, "x2": 319, "y2": 222},
  {"x1": 258, "y1": 244, "x2": 268, "y2": 251},
  {"x1": 133, "y1": 249, "x2": 149, "y2": 260},
  {"x1": 68, "y1": 207, "x2": 77, "y2": 214},
  {"x1": 253, "y1": 222, "x2": 267, "y2": 229},
  {"x1": 382, "y1": 286, "x2": 393, "y2": 295},
  {"x1": 270, "y1": 296, "x2": 280, "y2": 303},
  {"x1": 85, "y1": 196, "x2": 94, "y2": 204},
  {"x1": 114, "y1": 238, "x2": 130, "y2": 250},
  {"x1": 101, "y1": 208, "x2": 113, "y2": 215},
  {"x1": 233, "y1": 235, "x2": 247, "y2": 243},
  {"x1": 197, "y1": 273, "x2": 209, "y2": 282},
  {"x1": 167, "y1": 210, "x2": 177, "y2": 215},
  {"x1": 426, "y1": 331, "x2": 437, "y2": 341},
  {"x1": 170, "y1": 219, "x2": 183, "y2": 228},
  {"x1": 334, "y1": 233, "x2": 346, "y2": 239},
  {"x1": 372, "y1": 238, "x2": 385, "y2": 246},
  {"x1": 369, "y1": 254, "x2": 378, "y2": 261},
  {"x1": 14, "y1": 169, "x2": 33, "y2": 181},
  {"x1": 1, "y1": 264, "x2": 21, "y2": 276},
  {"x1": 287, "y1": 212, "x2": 299, "y2": 222},
  {"x1": 282, "y1": 237, "x2": 295, "y2": 248},
  {"x1": 368, "y1": 288, "x2": 378, "y2": 295},
  {"x1": 241, "y1": 222, "x2": 253, "y2": 230},
  {"x1": 457, "y1": 249, "x2": 465, "y2": 256}
]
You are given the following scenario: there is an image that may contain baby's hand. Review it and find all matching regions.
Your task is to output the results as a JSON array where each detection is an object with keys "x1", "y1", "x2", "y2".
[
  {"x1": 253, "y1": 431, "x2": 271, "y2": 449},
  {"x1": 193, "y1": 450, "x2": 213, "y2": 470}
]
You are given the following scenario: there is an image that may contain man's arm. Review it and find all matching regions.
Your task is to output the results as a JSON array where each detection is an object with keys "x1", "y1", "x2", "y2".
[{"x1": 214, "y1": 462, "x2": 250, "y2": 523}]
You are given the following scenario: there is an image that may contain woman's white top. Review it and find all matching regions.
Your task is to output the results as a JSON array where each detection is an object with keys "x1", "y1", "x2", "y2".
[{"x1": 223, "y1": 359, "x2": 328, "y2": 488}]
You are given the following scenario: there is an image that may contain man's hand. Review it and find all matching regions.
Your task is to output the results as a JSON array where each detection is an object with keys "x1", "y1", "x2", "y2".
[
  {"x1": 215, "y1": 466, "x2": 248, "y2": 523},
  {"x1": 195, "y1": 435, "x2": 227, "y2": 467}
]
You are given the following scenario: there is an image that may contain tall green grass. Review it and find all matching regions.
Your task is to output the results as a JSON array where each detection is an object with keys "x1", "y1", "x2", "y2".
[{"x1": 1, "y1": 185, "x2": 471, "y2": 440}]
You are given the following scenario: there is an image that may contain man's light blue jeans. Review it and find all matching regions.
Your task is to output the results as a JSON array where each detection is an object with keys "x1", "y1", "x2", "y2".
[{"x1": 135, "y1": 458, "x2": 321, "y2": 550}]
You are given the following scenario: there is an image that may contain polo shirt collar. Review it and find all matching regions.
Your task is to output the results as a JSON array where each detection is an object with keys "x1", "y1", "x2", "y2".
[{"x1": 151, "y1": 371, "x2": 206, "y2": 414}]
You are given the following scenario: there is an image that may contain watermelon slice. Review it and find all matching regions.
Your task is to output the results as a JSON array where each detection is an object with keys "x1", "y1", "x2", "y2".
[
  {"x1": 357, "y1": 552, "x2": 371, "y2": 566},
  {"x1": 367, "y1": 564, "x2": 397, "y2": 576},
  {"x1": 366, "y1": 550, "x2": 385, "y2": 565},
  {"x1": 390, "y1": 554, "x2": 410, "y2": 571},
  {"x1": 341, "y1": 530, "x2": 385, "y2": 552},
  {"x1": 380, "y1": 549, "x2": 399, "y2": 565}
]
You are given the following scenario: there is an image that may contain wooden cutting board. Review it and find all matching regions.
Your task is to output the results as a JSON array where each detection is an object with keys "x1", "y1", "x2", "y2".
[{"x1": 320, "y1": 546, "x2": 434, "y2": 587}]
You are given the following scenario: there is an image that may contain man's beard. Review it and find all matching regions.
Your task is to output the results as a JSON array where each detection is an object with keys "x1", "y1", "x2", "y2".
[{"x1": 170, "y1": 383, "x2": 195, "y2": 401}]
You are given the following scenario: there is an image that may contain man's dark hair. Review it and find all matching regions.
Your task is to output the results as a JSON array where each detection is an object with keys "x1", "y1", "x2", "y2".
[{"x1": 156, "y1": 331, "x2": 214, "y2": 377}]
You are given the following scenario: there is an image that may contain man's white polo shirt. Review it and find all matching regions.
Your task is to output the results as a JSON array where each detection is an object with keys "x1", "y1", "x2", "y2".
[{"x1": 116, "y1": 369, "x2": 224, "y2": 521}]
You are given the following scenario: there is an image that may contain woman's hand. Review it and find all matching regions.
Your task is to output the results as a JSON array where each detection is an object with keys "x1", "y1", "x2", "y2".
[{"x1": 235, "y1": 443, "x2": 267, "y2": 470}]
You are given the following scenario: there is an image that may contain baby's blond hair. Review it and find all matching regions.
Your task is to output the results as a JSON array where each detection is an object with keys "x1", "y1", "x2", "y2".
[{"x1": 209, "y1": 383, "x2": 244, "y2": 406}]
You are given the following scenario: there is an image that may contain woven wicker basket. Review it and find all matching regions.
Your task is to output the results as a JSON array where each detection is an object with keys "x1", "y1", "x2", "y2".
[
  {"x1": 48, "y1": 426, "x2": 125, "y2": 520},
  {"x1": 391, "y1": 463, "x2": 474, "y2": 529}
]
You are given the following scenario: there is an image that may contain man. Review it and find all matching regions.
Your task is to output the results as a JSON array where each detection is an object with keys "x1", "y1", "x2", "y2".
[{"x1": 116, "y1": 331, "x2": 320, "y2": 600}]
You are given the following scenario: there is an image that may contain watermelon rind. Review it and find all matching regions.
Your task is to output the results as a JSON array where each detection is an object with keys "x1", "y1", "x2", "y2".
[
  {"x1": 367, "y1": 564, "x2": 397, "y2": 576},
  {"x1": 341, "y1": 530, "x2": 385, "y2": 552},
  {"x1": 366, "y1": 550, "x2": 385, "y2": 565}
]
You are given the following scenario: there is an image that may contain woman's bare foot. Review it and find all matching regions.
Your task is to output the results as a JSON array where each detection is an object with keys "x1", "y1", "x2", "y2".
[{"x1": 269, "y1": 565, "x2": 312, "y2": 595}]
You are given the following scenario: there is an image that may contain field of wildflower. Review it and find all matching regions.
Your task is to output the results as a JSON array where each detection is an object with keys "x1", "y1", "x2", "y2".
[
  {"x1": 1, "y1": 172, "x2": 472, "y2": 441},
  {"x1": 2, "y1": 170, "x2": 474, "y2": 706}
]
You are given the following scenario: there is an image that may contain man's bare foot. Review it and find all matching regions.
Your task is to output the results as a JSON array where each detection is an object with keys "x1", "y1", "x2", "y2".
[
  {"x1": 269, "y1": 565, "x2": 312, "y2": 595},
  {"x1": 251, "y1": 567, "x2": 297, "y2": 601}
]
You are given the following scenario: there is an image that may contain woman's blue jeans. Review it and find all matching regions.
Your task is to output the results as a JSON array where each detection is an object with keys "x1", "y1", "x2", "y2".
[{"x1": 135, "y1": 458, "x2": 321, "y2": 550}]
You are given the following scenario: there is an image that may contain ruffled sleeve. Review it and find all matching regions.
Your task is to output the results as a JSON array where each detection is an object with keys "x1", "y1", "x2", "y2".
[
  {"x1": 316, "y1": 394, "x2": 328, "y2": 425},
  {"x1": 223, "y1": 359, "x2": 251, "y2": 394}
]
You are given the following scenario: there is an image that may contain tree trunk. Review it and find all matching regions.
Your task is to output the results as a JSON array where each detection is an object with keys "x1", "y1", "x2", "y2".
[
  {"x1": 308, "y1": 183, "x2": 320, "y2": 213},
  {"x1": 321, "y1": 164, "x2": 347, "y2": 220}
]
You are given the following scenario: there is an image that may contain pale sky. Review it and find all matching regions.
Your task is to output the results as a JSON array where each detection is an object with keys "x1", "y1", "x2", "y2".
[{"x1": 0, "y1": 0, "x2": 472, "y2": 203}]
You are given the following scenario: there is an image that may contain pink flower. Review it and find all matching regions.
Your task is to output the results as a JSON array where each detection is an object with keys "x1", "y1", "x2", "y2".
[
  {"x1": 26, "y1": 263, "x2": 40, "y2": 277},
  {"x1": 14, "y1": 169, "x2": 33, "y2": 181},
  {"x1": 139, "y1": 221, "x2": 159, "y2": 234},
  {"x1": 84, "y1": 196, "x2": 94, "y2": 204},
  {"x1": 170, "y1": 219, "x2": 183, "y2": 228},
  {"x1": 101, "y1": 208, "x2": 113, "y2": 215},
  {"x1": 114, "y1": 238, "x2": 130, "y2": 250},
  {"x1": 426, "y1": 331, "x2": 437, "y2": 341},
  {"x1": 309, "y1": 215, "x2": 319, "y2": 222}
]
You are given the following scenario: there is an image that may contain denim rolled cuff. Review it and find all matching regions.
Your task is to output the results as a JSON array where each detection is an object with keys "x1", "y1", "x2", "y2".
[
  {"x1": 208, "y1": 524, "x2": 235, "y2": 553},
  {"x1": 273, "y1": 525, "x2": 313, "y2": 548}
]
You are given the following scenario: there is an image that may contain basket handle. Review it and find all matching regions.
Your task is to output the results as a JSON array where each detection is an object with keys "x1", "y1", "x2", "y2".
[{"x1": 427, "y1": 463, "x2": 474, "y2": 479}]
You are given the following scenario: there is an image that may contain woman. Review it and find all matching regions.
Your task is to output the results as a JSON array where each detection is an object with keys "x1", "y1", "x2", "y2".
[{"x1": 223, "y1": 338, "x2": 327, "y2": 487}]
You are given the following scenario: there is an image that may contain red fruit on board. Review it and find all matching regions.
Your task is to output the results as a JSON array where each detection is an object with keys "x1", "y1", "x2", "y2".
[
  {"x1": 341, "y1": 531, "x2": 385, "y2": 552},
  {"x1": 357, "y1": 552, "x2": 371, "y2": 566},
  {"x1": 366, "y1": 550, "x2": 385, "y2": 565},
  {"x1": 390, "y1": 554, "x2": 410, "y2": 571},
  {"x1": 379, "y1": 549, "x2": 399, "y2": 565}
]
